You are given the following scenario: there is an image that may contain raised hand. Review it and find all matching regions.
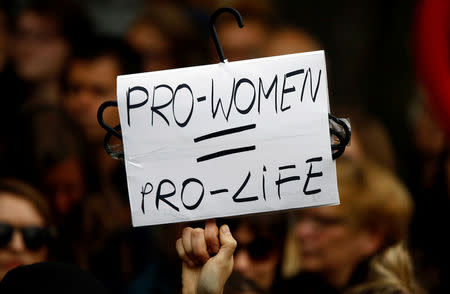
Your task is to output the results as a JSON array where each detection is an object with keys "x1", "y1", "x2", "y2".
[{"x1": 176, "y1": 219, "x2": 237, "y2": 294}]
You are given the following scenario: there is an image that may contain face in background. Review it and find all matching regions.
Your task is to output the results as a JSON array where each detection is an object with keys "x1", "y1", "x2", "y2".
[
  {"x1": 232, "y1": 222, "x2": 280, "y2": 291},
  {"x1": 0, "y1": 193, "x2": 48, "y2": 280},
  {"x1": 126, "y1": 22, "x2": 175, "y2": 72},
  {"x1": 63, "y1": 55, "x2": 120, "y2": 143},
  {"x1": 294, "y1": 206, "x2": 379, "y2": 285},
  {"x1": 213, "y1": 19, "x2": 267, "y2": 62},
  {"x1": 13, "y1": 10, "x2": 69, "y2": 82},
  {"x1": 263, "y1": 28, "x2": 321, "y2": 57},
  {"x1": 42, "y1": 157, "x2": 85, "y2": 218}
]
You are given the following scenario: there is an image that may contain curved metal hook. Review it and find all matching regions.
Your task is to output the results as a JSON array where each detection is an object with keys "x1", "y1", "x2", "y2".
[
  {"x1": 97, "y1": 100, "x2": 124, "y2": 159},
  {"x1": 104, "y1": 124, "x2": 124, "y2": 160},
  {"x1": 97, "y1": 100, "x2": 122, "y2": 139},
  {"x1": 328, "y1": 114, "x2": 351, "y2": 160},
  {"x1": 209, "y1": 7, "x2": 244, "y2": 63}
]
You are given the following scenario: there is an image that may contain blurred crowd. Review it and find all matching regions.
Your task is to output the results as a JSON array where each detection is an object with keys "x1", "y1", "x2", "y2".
[{"x1": 0, "y1": 0, "x2": 448, "y2": 293}]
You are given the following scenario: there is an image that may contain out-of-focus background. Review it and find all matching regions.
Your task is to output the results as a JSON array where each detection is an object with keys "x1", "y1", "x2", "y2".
[{"x1": 0, "y1": 0, "x2": 448, "y2": 293}]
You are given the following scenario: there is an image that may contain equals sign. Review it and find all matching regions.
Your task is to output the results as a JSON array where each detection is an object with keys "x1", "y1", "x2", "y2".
[{"x1": 194, "y1": 124, "x2": 257, "y2": 162}]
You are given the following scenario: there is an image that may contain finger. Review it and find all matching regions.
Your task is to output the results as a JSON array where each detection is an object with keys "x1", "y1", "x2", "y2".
[
  {"x1": 191, "y1": 228, "x2": 210, "y2": 264},
  {"x1": 216, "y1": 224, "x2": 237, "y2": 261},
  {"x1": 205, "y1": 219, "x2": 220, "y2": 254},
  {"x1": 176, "y1": 238, "x2": 194, "y2": 267},
  {"x1": 182, "y1": 227, "x2": 195, "y2": 262}
]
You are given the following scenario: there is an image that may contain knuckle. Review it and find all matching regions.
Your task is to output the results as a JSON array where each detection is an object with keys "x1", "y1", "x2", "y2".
[
  {"x1": 205, "y1": 230, "x2": 215, "y2": 240},
  {"x1": 192, "y1": 228, "x2": 204, "y2": 237},
  {"x1": 182, "y1": 227, "x2": 192, "y2": 236},
  {"x1": 228, "y1": 238, "x2": 238, "y2": 250}
]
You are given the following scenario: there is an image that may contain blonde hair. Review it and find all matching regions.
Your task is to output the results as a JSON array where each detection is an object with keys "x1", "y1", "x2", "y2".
[
  {"x1": 345, "y1": 243, "x2": 426, "y2": 294},
  {"x1": 336, "y1": 158, "x2": 413, "y2": 249}
]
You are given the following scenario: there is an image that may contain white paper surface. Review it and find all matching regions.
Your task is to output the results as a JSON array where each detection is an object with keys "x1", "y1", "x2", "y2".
[{"x1": 116, "y1": 50, "x2": 339, "y2": 226}]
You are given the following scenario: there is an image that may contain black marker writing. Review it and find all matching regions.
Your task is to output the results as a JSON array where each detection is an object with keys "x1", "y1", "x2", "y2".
[
  {"x1": 172, "y1": 84, "x2": 194, "y2": 127},
  {"x1": 258, "y1": 76, "x2": 278, "y2": 113},
  {"x1": 155, "y1": 179, "x2": 179, "y2": 211},
  {"x1": 281, "y1": 69, "x2": 304, "y2": 112},
  {"x1": 127, "y1": 86, "x2": 148, "y2": 127},
  {"x1": 301, "y1": 68, "x2": 322, "y2": 102},
  {"x1": 151, "y1": 84, "x2": 173, "y2": 126},
  {"x1": 193, "y1": 124, "x2": 256, "y2": 143},
  {"x1": 303, "y1": 157, "x2": 323, "y2": 195},
  {"x1": 232, "y1": 172, "x2": 259, "y2": 202},
  {"x1": 234, "y1": 78, "x2": 256, "y2": 115},
  {"x1": 140, "y1": 182, "x2": 153, "y2": 214},
  {"x1": 196, "y1": 145, "x2": 255, "y2": 162},
  {"x1": 275, "y1": 164, "x2": 300, "y2": 198},
  {"x1": 210, "y1": 189, "x2": 228, "y2": 195},
  {"x1": 211, "y1": 78, "x2": 234, "y2": 121},
  {"x1": 181, "y1": 178, "x2": 204, "y2": 210}
]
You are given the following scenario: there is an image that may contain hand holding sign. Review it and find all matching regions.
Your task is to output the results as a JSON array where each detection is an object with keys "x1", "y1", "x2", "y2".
[{"x1": 176, "y1": 219, "x2": 237, "y2": 294}]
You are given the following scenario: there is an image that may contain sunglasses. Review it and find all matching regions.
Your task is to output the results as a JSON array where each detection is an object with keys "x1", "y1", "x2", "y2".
[
  {"x1": 0, "y1": 222, "x2": 53, "y2": 250},
  {"x1": 235, "y1": 237, "x2": 278, "y2": 261}
]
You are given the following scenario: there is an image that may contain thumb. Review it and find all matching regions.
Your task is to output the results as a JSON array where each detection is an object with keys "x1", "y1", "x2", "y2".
[{"x1": 216, "y1": 224, "x2": 237, "y2": 261}]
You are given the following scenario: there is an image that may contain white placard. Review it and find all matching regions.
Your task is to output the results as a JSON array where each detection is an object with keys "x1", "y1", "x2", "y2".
[{"x1": 117, "y1": 50, "x2": 339, "y2": 226}]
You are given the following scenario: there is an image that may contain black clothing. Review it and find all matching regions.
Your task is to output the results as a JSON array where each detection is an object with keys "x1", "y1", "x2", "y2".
[{"x1": 0, "y1": 262, "x2": 108, "y2": 294}]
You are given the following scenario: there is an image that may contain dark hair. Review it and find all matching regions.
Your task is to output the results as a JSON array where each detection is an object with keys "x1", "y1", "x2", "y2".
[
  {"x1": 0, "y1": 105, "x2": 100, "y2": 195},
  {"x1": 70, "y1": 35, "x2": 141, "y2": 75},
  {"x1": 226, "y1": 214, "x2": 287, "y2": 247},
  {"x1": 61, "y1": 35, "x2": 141, "y2": 94},
  {"x1": 0, "y1": 178, "x2": 52, "y2": 225},
  {"x1": 0, "y1": 262, "x2": 108, "y2": 293},
  {"x1": 17, "y1": 0, "x2": 92, "y2": 49}
]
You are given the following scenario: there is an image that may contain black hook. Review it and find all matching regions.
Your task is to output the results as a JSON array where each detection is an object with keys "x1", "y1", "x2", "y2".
[
  {"x1": 209, "y1": 7, "x2": 244, "y2": 63},
  {"x1": 97, "y1": 100, "x2": 124, "y2": 159},
  {"x1": 328, "y1": 114, "x2": 351, "y2": 160}
]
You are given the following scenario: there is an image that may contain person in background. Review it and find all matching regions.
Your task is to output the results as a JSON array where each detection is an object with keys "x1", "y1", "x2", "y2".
[
  {"x1": 176, "y1": 158, "x2": 423, "y2": 294},
  {"x1": 406, "y1": 94, "x2": 449, "y2": 294},
  {"x1": 283, "y1": 158, "x2": 418, "y2": 294},
  {"x1": 126, "y1": 4, "x2": 197, "y2": 71},
  {"x1": 344, "y1": 243, "x2": 425, "y2": 294},
  {"x1": 333, "y1": 106, "x2": 397, "y2": 172},
  {"x1": 226, "y1": 215, "x2": 287, "y2": 293},
  {"x1": 62, "y1": 36, "x2": 164, "y2": 294},
  {"x1": 0, "y1": 262, "x2": 108, "y2": 294},
  {"x1": 209, "y1": 1, "x2": 275, "y2": 62},
  {"x1": 10, "y1": 0, "x2": 91, "y2": 106},
  {"x1": 61, "y1": 37, "x2": 138, "y2": 244},
  {"x1": 0, "y1": 179, "x2": 54, "y2": 280},
  {"x1": 0, "y1": 105, "x2": 98, "y2": 267},
  {"x1": 262, "y1": 26, "x2": 322, "y2": 57},
  {"x1": 0, "y1": 0, "x2": 92, "y2": 166},
  {"x1": 176, "y1": 214, "x2": 287, "y2": 294},
  {"x1": 62, "y1": 35, "x2": 139, "y2": 189},
  {"x1": 257, "y1": 26, "x2": 324, "y2": 281}
]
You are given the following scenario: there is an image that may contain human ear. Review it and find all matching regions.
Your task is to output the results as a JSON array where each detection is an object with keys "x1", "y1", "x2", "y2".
[{"x1": 358, "y1": 229, "x2": 384, "y2": 257}]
